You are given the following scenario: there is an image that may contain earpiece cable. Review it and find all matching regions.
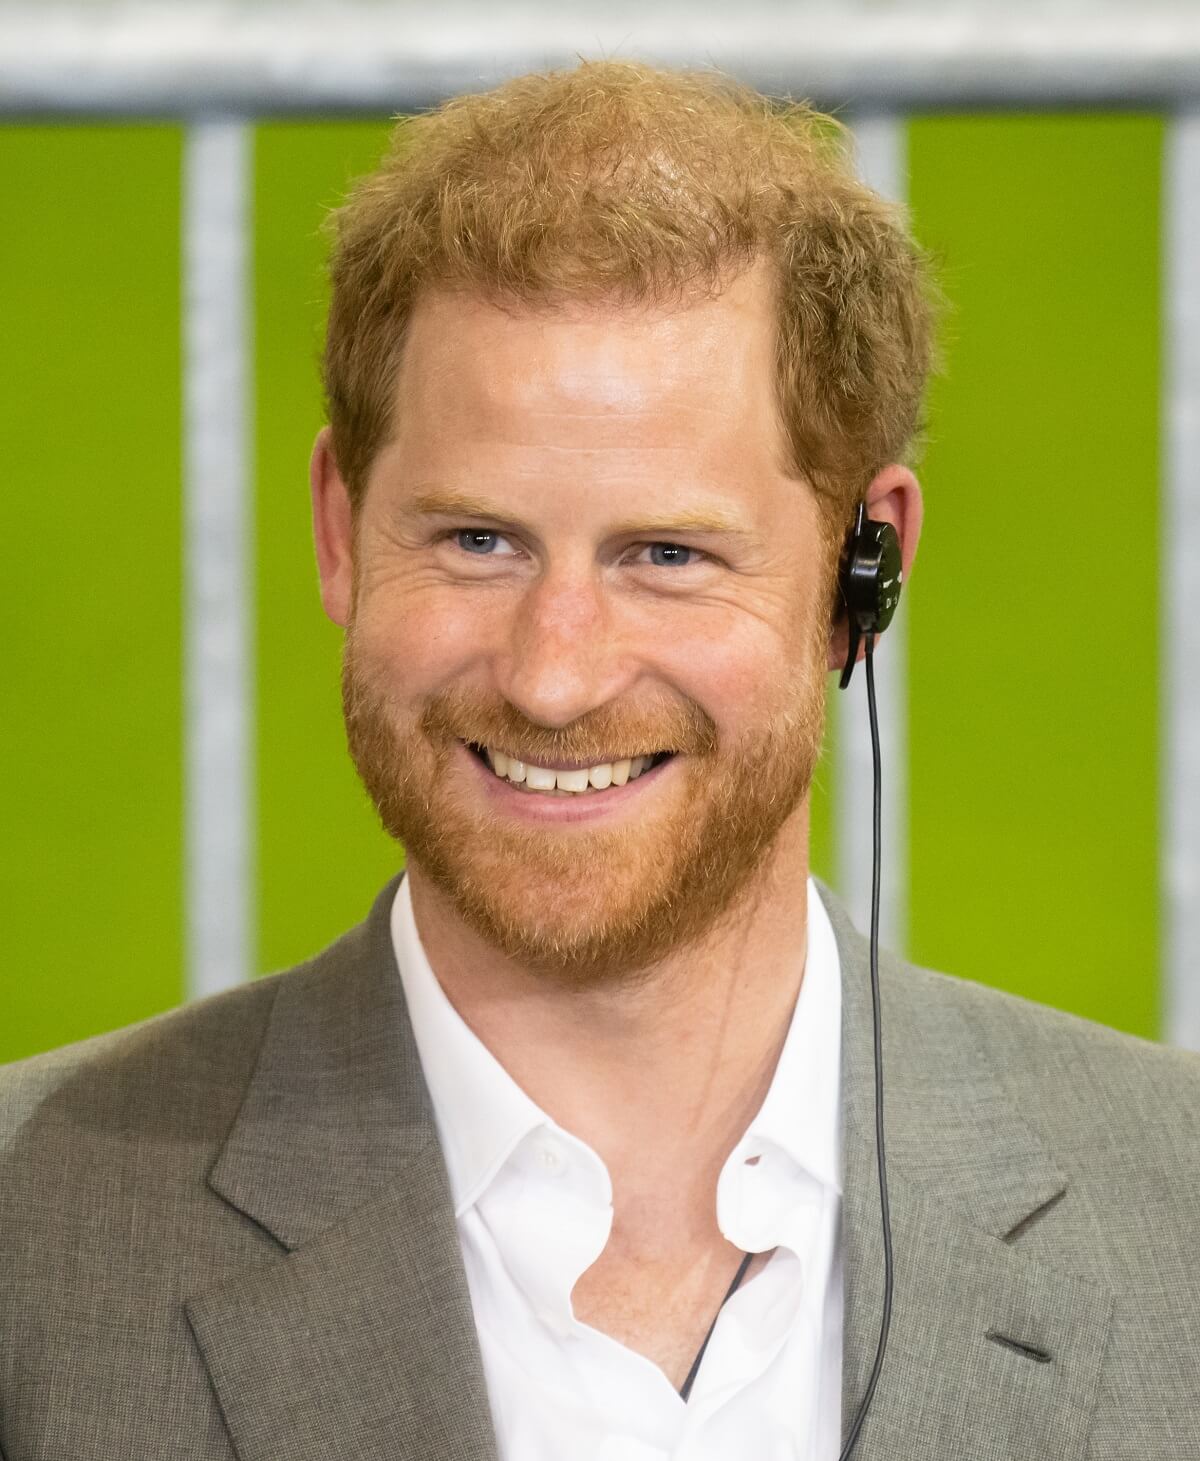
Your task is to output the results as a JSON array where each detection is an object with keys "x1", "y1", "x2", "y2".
[{"x1": 837, "y1": 631, "x2": 895, "y2": 1460}]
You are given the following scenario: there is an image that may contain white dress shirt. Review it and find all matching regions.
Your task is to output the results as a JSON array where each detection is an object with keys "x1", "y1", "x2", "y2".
[{"x1": 391, "y1": 874, "x2": 843, "y2": 1461}]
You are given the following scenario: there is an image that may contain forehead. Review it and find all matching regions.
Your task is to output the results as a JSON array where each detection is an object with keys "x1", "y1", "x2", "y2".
[{"x1": 389, "y1": 263, "x2": 786, "y2": 460}]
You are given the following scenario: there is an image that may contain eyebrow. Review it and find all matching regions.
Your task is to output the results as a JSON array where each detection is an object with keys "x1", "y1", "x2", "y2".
[{"x1": 406, "y1": 488, "x2": 755, "y2": 540}]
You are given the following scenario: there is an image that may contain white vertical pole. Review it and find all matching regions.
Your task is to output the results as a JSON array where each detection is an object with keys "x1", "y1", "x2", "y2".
[
  {"x1": 1164, "y1": 111, "x2": 1200, "y2": 1050},
  {"x1": 836, "y1": 114, "x2": 910, "y2": 953},
  {"x1": 182, "y1": 119, "x2": 254, "y2": 999}
]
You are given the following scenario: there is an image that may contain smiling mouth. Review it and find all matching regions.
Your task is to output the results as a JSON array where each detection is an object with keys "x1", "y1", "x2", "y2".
[{"x1": 464, "y1": 741, "x2": 675, "y2": 795}]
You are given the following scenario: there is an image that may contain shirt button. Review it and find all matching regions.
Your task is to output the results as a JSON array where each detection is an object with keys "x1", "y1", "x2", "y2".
[{"x1": 537, "y1": 1140, "x2": 565, "y2": 1172}]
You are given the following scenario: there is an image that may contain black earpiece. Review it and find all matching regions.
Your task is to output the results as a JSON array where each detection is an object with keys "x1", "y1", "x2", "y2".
[{"x1": 837, "y1": 503, "x2": 903, "y2": 689}]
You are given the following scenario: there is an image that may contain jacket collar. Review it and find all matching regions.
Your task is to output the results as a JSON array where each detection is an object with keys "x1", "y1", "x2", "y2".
[
  {"x1": 191, "y1": 874, "x2": 500, "y2": 1461},
  {"x1": 824, "y1": 885, "x2": 1111, "y2": 1459},
  {"x1": 206, "y1": 874, "x2": 426, "y2": 1250},
  {"x1": 825, "y1": 879, "x2": 1068, "y2": 1241}
]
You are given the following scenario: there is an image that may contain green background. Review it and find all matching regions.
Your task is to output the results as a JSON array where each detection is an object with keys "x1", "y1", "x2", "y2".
[
  {"x1": 0, "y1": 114, "x2": 1163, "y2": 1060},
  {"x1": 1, "y1": 125, "x2": 185, "y2": 1059}
]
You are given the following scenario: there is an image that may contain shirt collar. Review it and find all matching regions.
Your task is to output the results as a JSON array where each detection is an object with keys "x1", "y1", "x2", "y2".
[
  {"x1": 391, "y1": 871, "x2": 546, "y2": 1216},
  {"x1": 736, "y1": 878, "x2": 842, "y2": 1197},
  {"x1": 391, "y1": 872, "x2": 842, "y2": 1216}
]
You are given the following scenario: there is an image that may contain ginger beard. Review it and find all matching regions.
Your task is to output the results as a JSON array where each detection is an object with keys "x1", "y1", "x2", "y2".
[{"x1": 341, "y1": 609, "x2": 830, "y2": 987}]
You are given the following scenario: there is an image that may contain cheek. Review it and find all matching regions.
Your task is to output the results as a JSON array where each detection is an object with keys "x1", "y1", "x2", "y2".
[
  {"x1": 657, "y1": 611, "x2": 796, "y2": 727},
  {"x1": 355, "y1": 583, "x2": 493, "y2": 690}
]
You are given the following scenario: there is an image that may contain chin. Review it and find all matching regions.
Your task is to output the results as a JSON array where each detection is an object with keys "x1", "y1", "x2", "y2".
[{"x1": 415, "y1": 832, "x2": 685, "y2": 985}]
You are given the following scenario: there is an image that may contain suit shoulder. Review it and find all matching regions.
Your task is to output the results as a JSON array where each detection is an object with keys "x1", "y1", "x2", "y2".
[
  {"x1": 0, "y1": 970, "x2": 286, "y2": 1147},
  {"x1": 894, "y1": 958, "x2": 1200, "y2": 1155},
  {"x1": 913, "y1": 958, "x2": 1193, "y2": 1068}
]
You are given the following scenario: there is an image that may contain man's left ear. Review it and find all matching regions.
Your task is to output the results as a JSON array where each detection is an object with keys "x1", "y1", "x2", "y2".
[{"x1": 827, "y1": 463, "x2": 924, "y2": 674}]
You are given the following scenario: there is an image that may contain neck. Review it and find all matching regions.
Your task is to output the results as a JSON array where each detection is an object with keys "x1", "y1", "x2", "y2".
[{"x1": 406, "y1": 808, "x2": 811, "y2": 1241}]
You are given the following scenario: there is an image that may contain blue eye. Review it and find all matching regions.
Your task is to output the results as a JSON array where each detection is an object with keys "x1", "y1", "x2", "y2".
[
  {"x1": 648, "y1": 543, "x2": 692, "y2": 567},
  {"x1": 456, "y1": 529, "x2": 501, "y2": 554}
]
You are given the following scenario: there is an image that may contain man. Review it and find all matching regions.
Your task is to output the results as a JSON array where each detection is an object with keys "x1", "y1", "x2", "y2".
[{"x1": 1, "y1": 60, "x2": 1197, "y2": 1461}]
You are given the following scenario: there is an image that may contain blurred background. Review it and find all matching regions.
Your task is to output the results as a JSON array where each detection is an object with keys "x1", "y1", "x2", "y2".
[{"x1": 3, "y1": 0, "x2": 1198, "y2": 1060}]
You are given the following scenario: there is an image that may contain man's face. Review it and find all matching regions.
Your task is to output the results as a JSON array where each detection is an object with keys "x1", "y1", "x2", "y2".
[{"x1": 335, "y1": 264, "x2": 838, "y2": 984}]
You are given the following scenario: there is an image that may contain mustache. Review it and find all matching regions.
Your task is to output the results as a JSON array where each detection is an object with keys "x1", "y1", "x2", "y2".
[{"x1": 416, "y1": 685, "x2": 718, "y2": 765}]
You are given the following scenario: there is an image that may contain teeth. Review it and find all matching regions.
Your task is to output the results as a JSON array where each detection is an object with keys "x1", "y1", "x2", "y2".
[
  {"x1": 480, "y1": 746, "x2": 662, "y2": 795},
  {"x1": 555, "y1": 768, "x2": 591, "y2": 793}
]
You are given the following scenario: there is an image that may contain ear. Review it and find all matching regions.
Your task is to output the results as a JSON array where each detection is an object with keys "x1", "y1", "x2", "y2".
[
  {"x1": 827, "y1": 464, "x2": 924, "y2": 674},
  {"x1": 310, "y1": 426, "x2": 356, "y2": 628}
]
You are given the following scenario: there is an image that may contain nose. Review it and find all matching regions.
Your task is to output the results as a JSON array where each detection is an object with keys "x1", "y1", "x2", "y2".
[{"x1": 496, "y1": 566, "x2": 638, "y2": 729}]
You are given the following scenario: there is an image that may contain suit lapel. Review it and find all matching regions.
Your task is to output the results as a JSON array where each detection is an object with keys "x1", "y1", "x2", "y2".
[
  {"x1": 826, "y1": 886, "x2": 1113, "y2": 1460},
  {"x1": 187, "y1": 875, "x2": 499, "y2": 1461}
]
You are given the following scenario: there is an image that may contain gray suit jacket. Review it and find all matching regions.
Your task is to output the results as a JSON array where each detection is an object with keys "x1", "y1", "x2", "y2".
[{"x1": 1, "y1": 877, "x2": 1198, "y2": 1459}]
